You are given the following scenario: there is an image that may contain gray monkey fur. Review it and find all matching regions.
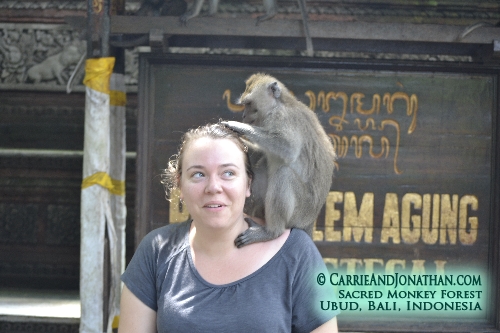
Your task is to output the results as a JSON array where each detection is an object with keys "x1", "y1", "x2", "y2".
[
  {"x1": 180, "y1": 0, "x2": 313, "y2": 56},
  {"x1": 223, "y1": 73, "x2": 336, "y2": 247}
]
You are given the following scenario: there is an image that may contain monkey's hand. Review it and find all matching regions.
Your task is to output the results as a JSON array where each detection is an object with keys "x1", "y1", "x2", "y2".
[
  {"x1": 179, "y1": 13, "x2": 191, "y2": 25},
  {"x1": 235, "y1": 217, "x2": 277, "y2": 248},
  {"x1": 221, "y1": 120, "x2": 255, "y2": 136}
]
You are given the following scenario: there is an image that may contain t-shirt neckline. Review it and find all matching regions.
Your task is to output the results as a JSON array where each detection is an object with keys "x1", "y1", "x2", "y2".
[{"x1": 185, "y1": 219, "x2": 295, "y2": 288}]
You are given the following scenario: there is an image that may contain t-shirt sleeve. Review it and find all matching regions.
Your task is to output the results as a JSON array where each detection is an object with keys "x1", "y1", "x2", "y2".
[
  {"x1": 121, "y1": 231, "x2": 159, "y2": 311},
  {"x1": 290, "y1": 230, "x2": 340, "y2": 333}
]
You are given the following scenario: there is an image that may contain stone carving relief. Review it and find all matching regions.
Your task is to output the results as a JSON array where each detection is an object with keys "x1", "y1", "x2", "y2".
[{"x1": 0, "y1": 23, "x2": 139, "y2": 90}]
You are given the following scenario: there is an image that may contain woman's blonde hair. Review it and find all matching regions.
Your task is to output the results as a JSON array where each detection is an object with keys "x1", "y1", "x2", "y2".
[{"x1": 161, "y1": 122, "x2": 253, "y2": 198}]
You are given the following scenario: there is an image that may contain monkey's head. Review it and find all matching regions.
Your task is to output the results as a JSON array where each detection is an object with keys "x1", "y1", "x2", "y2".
[{"x1": 238, "y1": 73, "x2": 285, "y2": 126}]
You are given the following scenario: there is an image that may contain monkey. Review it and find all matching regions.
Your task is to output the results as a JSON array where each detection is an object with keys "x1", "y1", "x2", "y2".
[
  {"x1": 179, "y1": 0, "x2": 313, "y2": 56},
  {"x1": 222, "y1": 73, "x2": 336, "y2": 247}
]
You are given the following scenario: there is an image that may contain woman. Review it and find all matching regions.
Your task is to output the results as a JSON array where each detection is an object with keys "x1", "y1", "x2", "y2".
[{"x1": 119, "y1": 123, "x2": 339, "y2": 332}]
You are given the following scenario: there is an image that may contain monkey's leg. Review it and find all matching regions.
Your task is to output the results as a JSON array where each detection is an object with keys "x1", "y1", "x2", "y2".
[
  {"x1": 179, "y1": 0, "x2": 205, "y2": 24},
  {"x1": 206, "y1": 0, "x2": 219, "y2": 16},
  {"x1": 235, "y1": 168, "x2": 294, "y2": 247},
  {"x1": 297, "y1": 0, "x2": 313, "y2": 56},
  {"x1": 234, "y1": 217, "x2": 275, "y2": 248},
  {"x1": 244, "y1": 154, "x2": 267, "y2": 218},
  {"x1": 255, "y1": 0, "x2": 277, "y2": 25}
]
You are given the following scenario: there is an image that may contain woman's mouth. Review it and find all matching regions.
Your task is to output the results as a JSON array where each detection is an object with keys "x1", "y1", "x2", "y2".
[{"x1": 204, "y1": 203, "x2": 225, "y2": 208}]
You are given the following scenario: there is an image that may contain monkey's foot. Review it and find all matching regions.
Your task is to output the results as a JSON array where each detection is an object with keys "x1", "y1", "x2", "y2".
[
  {"x1": 235, "y1": 217, "x2": 278, "y2": 248},
  {"x1": 179, "y1": 12, "x2": 196, "y2": 25},
  {"x1": 255, "y1": 12, "x2": 276, "y2": 25}
]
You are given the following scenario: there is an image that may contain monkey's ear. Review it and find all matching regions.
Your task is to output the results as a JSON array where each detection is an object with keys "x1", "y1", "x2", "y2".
[{"x1": 268, "y1": 81, "x2": 281, "y2": 99}]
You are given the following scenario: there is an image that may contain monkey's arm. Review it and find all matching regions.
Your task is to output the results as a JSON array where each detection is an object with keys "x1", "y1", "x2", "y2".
[{"x1": 222, "y1": 120, "x2": 301, "y2": 163}]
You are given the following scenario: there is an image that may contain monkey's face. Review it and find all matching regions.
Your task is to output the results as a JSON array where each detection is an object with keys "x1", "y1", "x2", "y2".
[
  {"x1": 239, "y1": 80, "x2": 279, "y2": 126},
  {"x1": 240, "y1": 97, "x2": 260, "y2": 125},
  {"x1": 179, "y1": 137, "x2": 251, "y2": 230}
]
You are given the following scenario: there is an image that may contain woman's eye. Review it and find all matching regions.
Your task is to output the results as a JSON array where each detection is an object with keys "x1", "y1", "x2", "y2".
[
  {"x1": 191, "y1": 172, "x2": 204, "y2": 178},
  {"x1": 223, "y1": 170, "x2": 235, "y2": 177}
]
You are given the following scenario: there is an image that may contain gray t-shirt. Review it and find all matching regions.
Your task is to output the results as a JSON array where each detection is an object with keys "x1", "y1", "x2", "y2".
[{"x1": 122, "y1": 220, "x2": 339, "y2": 333}]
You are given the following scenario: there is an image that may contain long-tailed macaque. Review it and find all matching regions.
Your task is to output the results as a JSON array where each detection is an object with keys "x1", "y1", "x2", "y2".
[{"x1": 223, "y1": 73, "x2": 336, "y2": 247}]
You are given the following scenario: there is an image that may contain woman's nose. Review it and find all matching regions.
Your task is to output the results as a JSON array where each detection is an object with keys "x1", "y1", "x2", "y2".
[{"x1": 205, "y1": 176, "x2": 222, "y2": 193}]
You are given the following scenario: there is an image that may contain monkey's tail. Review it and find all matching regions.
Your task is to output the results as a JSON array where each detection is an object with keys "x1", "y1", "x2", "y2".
[{"x1": 297, "y1": 0, "x2": 313, "y2": 57}]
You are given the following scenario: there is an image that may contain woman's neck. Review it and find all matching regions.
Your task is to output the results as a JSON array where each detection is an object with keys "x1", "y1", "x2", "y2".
[{"x1": 189, "y1": 218, "x2": 247, "y2": 257}]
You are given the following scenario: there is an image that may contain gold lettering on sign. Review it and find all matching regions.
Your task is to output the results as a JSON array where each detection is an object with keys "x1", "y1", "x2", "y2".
[
  {"x1": 351, "y1": 93, "x2": 381, "y2": 115},
  {"x1": 401, "y1": 193, "x2": 422, "y2": 244},
  {"x1": 222, "y1": 89, "x2": 244, "y2": 112},
  {"x1": 343, "y1": 192, "x2": 374, "y2": 243},
  {"x1": 440, "y1": 194, "x2": 459, "y2": 245},
  {"x1": 327, "y1": 92, "x2": 349, "y2": 131},
  {"x1": 308, "y1": 90, "x2": 418, "y2": 175},
  {"x1": 363, "y1": 258, "x2": 385, "y2": 275},
  {"x1": 92, "y1": 0, "x2": 103, "y2": 13},
  {"x1": 383, "y1": 92, "x2": 418, "y2": 134},
  {"x1": 379, "y1": 120, "x2": 402, "y2": 174},
  {"x1": 317, "y1": 191, "x2": 479, "y2": 245},
  {"x1": 385, "y1": 259, "x2": 406, "y2": 274},
  {"x1": 223, "y1": 88, "x2": 419, "y2": 174},
  {"x1": 381, "y1": 193, "x2": 401, "y2": 244},
  {"x1": 459, "y1": 195, "x2": 478, "y2": 245},
  {"x1": 324, "y1": 191, "x2": 342, "y2": 242},
  {"x1": 434, "y1": 260, "x2": 447, "y2": 274},
  {"x1": 340, "y1": 258, "x2": 364, "y2": 274},
  {"x1": 305, "y1": 90, "x2": 316, "y2": 111},
  {"x1": 421, "y1": 194, "x2": 439, "y2": 245},
  {"x1": 321, "y1": 191, "x2": 374, "y2": 243},
  {"x1": 411, "y1": 260, "x2": 426, "y2": 275}
]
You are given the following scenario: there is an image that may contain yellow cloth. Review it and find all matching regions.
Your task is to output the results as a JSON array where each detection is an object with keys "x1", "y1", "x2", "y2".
[
  {"x1": 110, "y1": 90, "x2": 126, "y2": 107},
  {"x1": 112, "y1": 316, "x2": 120, "y2": 329},
  {"x1": 83, "y1": 57, "x2": 115, "y2": 94},
  {"x1": 82, "y1": 172, "x2": 125, "y2": 196}
]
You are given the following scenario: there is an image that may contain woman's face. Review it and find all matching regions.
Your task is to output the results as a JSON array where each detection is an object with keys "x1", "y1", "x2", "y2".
[{"x1": 179, "y1": 137, "x2": 251, "y2": 230}]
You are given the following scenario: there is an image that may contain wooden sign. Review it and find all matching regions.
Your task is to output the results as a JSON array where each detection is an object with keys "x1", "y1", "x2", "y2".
[{"x1": 136, "y1": 53, "x2": 499, "y2": 332}]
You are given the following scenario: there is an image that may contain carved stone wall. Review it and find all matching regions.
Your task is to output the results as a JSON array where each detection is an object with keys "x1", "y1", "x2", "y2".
[
  {"x1": 0, "y1": 0, "x2": 499, "y2": 92},
  {"x1": 0, "y1": 23, "x2": 139, "y2": 91}
]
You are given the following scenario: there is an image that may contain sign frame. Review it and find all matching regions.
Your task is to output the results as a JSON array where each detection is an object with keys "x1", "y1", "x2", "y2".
[{"x1": 136, "y1": 52, "x2": 500, "y2": 332}]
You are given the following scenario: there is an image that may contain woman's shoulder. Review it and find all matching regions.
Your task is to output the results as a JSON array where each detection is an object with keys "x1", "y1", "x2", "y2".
[
  {"x1": 138, "y1": 220, "x2": 191, "y2": 257},
  {"x1": 287, "y1": 228, "x2": 317, "y2": 246},
  {"x1": 280, "y1": 228, "x2": 322, "y2": 259}
]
